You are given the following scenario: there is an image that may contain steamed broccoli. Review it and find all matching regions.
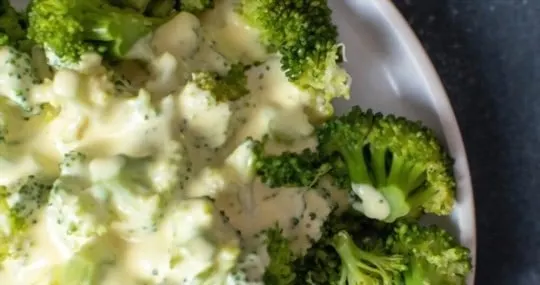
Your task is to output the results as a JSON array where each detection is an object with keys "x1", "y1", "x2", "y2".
[
  {"x1": 112, "y1": 0, "x2": 153, "y2": 11},
  {"x1": 89, "y1": 149, "x2": 187, "y2": 234},
  {"x1": 263, "y1": 227, "x2": 297, "y2": 284},
  {"x1": 317, "y1": 106, "x2": 456, "y2": 222},
  {"x1": 0, "y1": 47, "x2": 40, "y2": 113},
  {"x1": 254, "y1": 146, "x2": 330, "y2": 189},
  {"x1": 0, "y1": 0, "x2": 42, "y2": 113},
  {"x1": 192, "y1": 63, "x2": 249, "y2": 102},
  {"x1": 50, "y1": 236, "x2": 116, "y2": 285},
  {"x1": 238, "y1": 0, "x2": 350, "y2": 116},
  {"x1": 387, "y1": 222, "x2": 472, "y2": 285},
  {"x1": 0, "y1": 0, "x2": 31, "y2": 51},
  {"x1": 179, "y1": 0, "x2": 214, "y2": 14},
  {"x1": 1, "y1": 175, "x2": 53, "y2": 233},
  {"x1": 28, "y1": 0, "x2": 165, "y2": 64},
  {"x1": 331, "y1": 230, "x2": 406, "y2": 285},
  {"x1": 47, "y1": 152, "x2": 109, "y2": 252},
  {"x1": 146, "y1": 0, "x2": 177, "y2": 17},
  {"x1": 292, "y1": 210, "x2": 405, "y2": 285}
]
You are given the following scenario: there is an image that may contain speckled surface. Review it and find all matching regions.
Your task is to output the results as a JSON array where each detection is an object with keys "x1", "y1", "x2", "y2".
[{"x1": 392, "y1": 0, "x2": 540, "y2": 284}]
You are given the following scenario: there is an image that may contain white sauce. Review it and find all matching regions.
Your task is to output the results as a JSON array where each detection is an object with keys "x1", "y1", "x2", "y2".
[
  {"x1": 0, "y1": 3, "x2": 341, "y2": 284},
  {"x1": 350, "y1": 183, "x2": 391, "y2": 220}
]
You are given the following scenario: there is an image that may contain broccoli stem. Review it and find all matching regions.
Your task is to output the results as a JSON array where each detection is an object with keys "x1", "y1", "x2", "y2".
[
  {"x1": 331, "y1": 231, "x2": 405, "y2": 285},
  {"x1": 342, "y1": 145, "x2": 372, "y2": 186},
  {"x1": 83, "y1": 11, "x2": 159, "y2": 57},
  {"x1": 369, "y1": 147, "x2": 387, "y2": 188}
]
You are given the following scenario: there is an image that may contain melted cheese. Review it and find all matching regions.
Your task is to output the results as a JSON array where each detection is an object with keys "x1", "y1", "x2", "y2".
[{"x1": 0, "y1": 3, "x2": 344, "y2": 285}]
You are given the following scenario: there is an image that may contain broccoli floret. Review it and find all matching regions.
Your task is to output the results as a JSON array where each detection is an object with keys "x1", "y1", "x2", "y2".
[
  {"x1": 254, "y1": 145, "x2": 331, "y2": 189},
  {"x1": 146, "y1": 0, "x2": 177, "y2": 17},
  {"x1": 179, "y1": 0, "x2": 214, "y2": 14},
  {"x1": 317, "y1": 107, "x2": 456, "y2": 222},
  {"x1": 50, "y1": 236, "x2": 116, "y2": 285},
  {"x1": 112, "y1": 0, "x2": 153, "y2": 11},
  {"x1": 194, "y1": 245, "x2": 242, "y2": 285},
  {"x1": 387, "y1": 222, "x2": 473, "y2": 285},
  {"x1": 0, "y1": 47, "x2": 40, "y2": 113},
  {"x1": 47, "y1": 152, "x2": 109, "y2": 252},
  {"x1": 89, "y1": 148, "x2": 187, "y2": 234},
  {"x1": 263, "y1": 227, "x2": 297, "y2": 284},
  {"x1": 28, "y1": 0, "x2": 165, "y2": 64},
  {"x1": 0, "y1": 0, "x2": 32, "y2": 52},
  {"x1": 238, "y1": 0, "x2": 350, "y2": 116},
  {"x1": 0, "y1": 175, "x2": 53, "y2": 237},
  {"x1": 192, "y1": 63, "x2": 249, "y2": 102},
  {"x1": 292, "y1": 210, "x2": 399, "y2": 285},
  {"x1": 331, "y1": 230, "x2": 406, "y2": 285}
]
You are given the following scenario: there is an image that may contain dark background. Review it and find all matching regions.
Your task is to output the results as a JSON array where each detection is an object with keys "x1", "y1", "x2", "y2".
[{"x1": 392, "y1": 0, "x2": 540, "y2": 284}]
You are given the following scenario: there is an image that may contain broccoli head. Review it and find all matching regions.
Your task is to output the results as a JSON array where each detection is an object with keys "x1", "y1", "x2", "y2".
[
  {"x1": 387, "y1": 221, "x2": 473, "y2": 285},
  {"x1": 0, "y1": 0, "x2": 31, "y2": 49},
  {"x1": 179, "y1": 0, "x2": 214, "y2": 14},
  {"x1": 238, "y1": 0, "x2": 350, "y2": 116},
  {"x1": 292, "y1": 210, "x2": 396, "y2": 285},
  {"x1": 331, "y1": 230, "x2": 407, "y2": 285},
  {"x1": 0, "y1": 175, "x2": 53, "y2": 240},
  {"x1": 263, "y1": 227, "x2": 297, "y2": 284},
  {"x1": 192, "y1": 63, "x2": 249, "y2": 102},
  {"x1": 28, "y1": 0, "x2": 165, "y2": 64},
  {"x1": 47, "y1": 152, "x2": 110, "y2": 252},
  {"x1": 254, "y1": 144, "x2": 331, "y2": 189},
  {"x1": 317, "y1": 106, "x2": 456, "y2": 222}
]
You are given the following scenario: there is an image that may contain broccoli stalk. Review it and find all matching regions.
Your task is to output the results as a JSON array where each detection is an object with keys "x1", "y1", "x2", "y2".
[
  {"x1": 238, "y1": 0, "x2": 350, "y2": 117},
  {"x1": 331, "y1": 230, "x2": 406, "y2": 285},
  {"x1": 317, "y1": 106, "x2": 456, "y2": 222},
  {"x1": 28, "y1": 0, "x2": 165, "y2": 64},
  {"x1": 387, "y1": 222, "x2": 472, "y2": 285}
]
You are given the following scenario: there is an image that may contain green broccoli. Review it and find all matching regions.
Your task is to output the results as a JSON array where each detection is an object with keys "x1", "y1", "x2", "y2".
[
  {"x1": 0, "y1": 0, "x2": 41, "y2": 114},
  {"x1": 254, "y1": 145, "x2": 331, "y2": 189},
  {"x1": 192, "y1": 63, "x2": 249, "y2": 102},
  {"x1": 317, "y1": 106, "x2": 456, "y2": 222},
  {"x1": 47, "y1": 152, "x2": 109, "y2": 252},
  {"x1": 263, "y1": 227, "x2": 297, "y2": 284},
  {"x1": 28, "y1": 0, "x2": 165, "y2": 64},
  {"x1": 238, "y1": 0, "x2": 350, "y2": 116},
  {"x1": 145, "y1": 0, "x2": 177, "y2": 17},
  {"x1": 0, "y1": 175, "x2": 53, "y2": 237},
  {"x1": 179, "y1": 0, "x2": 214, "y2": 14},
  {"x1": 0, "y1": 0, "x2": 32, "y2": 51},
  {"x1": 50, "y1": 236, "x2": 116, "y2": 285},
  {"x1": 331, "y1": 230, "x2": 406, "y2": 285},
  {"x1": 293, "y1": 210, "x2": 404, "y2": 285},
  {"x1": 111, "y1": 0, "x2": 153, "y2": 11},
  {"x1": 88, "y1": 141, "x2": 187, "y2": 234},
  {"x1": 387, "y1": 222, "x2": 472, "y2": 285}
]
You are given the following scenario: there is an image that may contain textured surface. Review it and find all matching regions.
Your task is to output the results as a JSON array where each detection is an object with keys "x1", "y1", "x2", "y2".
[{"x1": 393, "y1": 0, "x2": 540, "y2": 284}]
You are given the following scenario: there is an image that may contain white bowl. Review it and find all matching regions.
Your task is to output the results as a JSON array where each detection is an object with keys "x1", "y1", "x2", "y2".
[
  {"x1": 13, "y1": 0, "x2": 477, "y2": 282},
  {"x1": 330, "y1": 0, "x2": 477, "y2": 283}
]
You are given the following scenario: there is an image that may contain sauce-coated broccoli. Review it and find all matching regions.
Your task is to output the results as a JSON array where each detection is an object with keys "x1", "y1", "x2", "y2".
[
  {"x1": 238, "y1": 0, "x2": 350, "y2": 116},
  {"x1": 192, "y1": 63, "x2": 249, "y2": 102},
  {"x1": 28, "y1": 0, "x2": 165, "y2": 64}
]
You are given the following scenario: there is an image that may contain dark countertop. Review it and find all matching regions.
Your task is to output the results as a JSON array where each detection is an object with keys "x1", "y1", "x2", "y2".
[{"x1": 393, "y1": 0, "x2": 540, "y2": 284}]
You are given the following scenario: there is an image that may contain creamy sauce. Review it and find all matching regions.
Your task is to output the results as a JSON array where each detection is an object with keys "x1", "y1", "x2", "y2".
[
  {"x1": 0, "y1": 2, "x2": 346, "y2": 284},
  {"x1": 350, "y1": 183, "x2": 391, "y2": 220}
]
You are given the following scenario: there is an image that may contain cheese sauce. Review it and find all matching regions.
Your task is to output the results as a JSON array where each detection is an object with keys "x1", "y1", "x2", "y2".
[{"x1": 0, "y1": 3, "x2": 348, "y2": 285}]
